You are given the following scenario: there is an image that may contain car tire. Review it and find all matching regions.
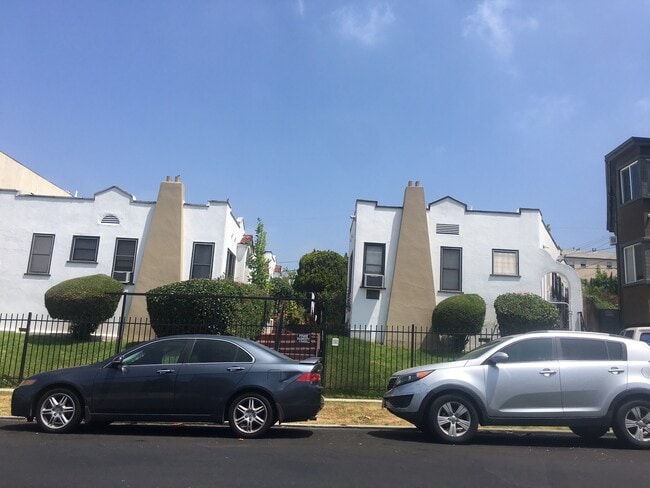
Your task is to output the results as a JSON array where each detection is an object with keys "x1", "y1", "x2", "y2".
[
  {"x1": 569, "y1": 425, "x2": 609, "y2": 441},
  {"x1": 612, "y1": 399, "x2": 650, "y2": 449},
  {"x1": 228, "y1": 393, "x2": 274, "y2": 439},
  {"x1": 35, "y1": 388, "x2": 83, "y2": 434},
  {"x1": 428, "y1": 394, "x2": 478, "y2": 445}
]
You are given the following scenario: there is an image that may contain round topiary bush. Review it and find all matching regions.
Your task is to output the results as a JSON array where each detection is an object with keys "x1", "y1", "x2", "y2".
[
  {"x1": 44, "y1": 274, "x2": 124, "y2": 340},
  {"x1": 146, "y1": 279, "x2": 269, "y2": 338},
  {"x1": 494, "y1": 292, "x2": 560, "y2": 336},
  {"x1": 431, "y1": 294, "x2": 486, "y2": 352}
]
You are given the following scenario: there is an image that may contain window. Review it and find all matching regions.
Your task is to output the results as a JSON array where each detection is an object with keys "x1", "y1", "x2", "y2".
[
  {"x1": 225, "y1": 249, "x2": 236, "y2": 280},
  {"x1": 500, "y1": 338, "x2": 554, "y2": 362},
  {"x1": 189, "y1": 339, "x2": 253, "y2": 363},
  {"x1": 122, "y1": 339, "x2": 188, "y2": 366},
  {"x1": 623, "y1": 243, "x2": 645, "y2": 284},
  {"x1": 492, "y1": 250, "x2": 519, "y2": 276},
  {"x1": 363, "y1": 243, "x2": 385, "y2": 288},
  {"x1": 70, "y1": 236, "x2": 99, "y2": 263},
  {"x1": 440, "y1": 247, "x2": 462, "y2": 292},
  {"x1": 112, "y1": 238, "x2": 137, "y2": 282},
  {"x1": 559, "y1": 338, "x2": 625, "y2": 361},
  {"x1": 190, "y1": 242, "x2": 214, "y2": 279},
  {"x1": 27, "y1": 234, "x2": 55, "y2": 275},
  {"x1": 620, "y1": 161, "x2": 640, "y2": 204}
]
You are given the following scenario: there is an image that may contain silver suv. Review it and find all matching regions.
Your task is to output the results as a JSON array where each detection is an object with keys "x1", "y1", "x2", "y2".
[{"x1": 383, "y1": 331, "x2": 650, "y2": 449}]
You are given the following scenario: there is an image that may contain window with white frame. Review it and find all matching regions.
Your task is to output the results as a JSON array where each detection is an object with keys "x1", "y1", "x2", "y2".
[
  {"x1": 190, "y1": 242, "x2": 214, "y2": 279},
  {"x1": 623, "y1": 243, "x2": 645, "y2": 284},
  {"x1": 492, "y1": 249, "x2": 519, "y2": 276},
  {"x1": 440, "y1": 247, "x2": 462, "y2": 292},
  {"x1": 620, "y1": 161, "x2": 640, "y2": 204},
  {"x1": 27, "y1": 233, "x2": 55, "y2": 275},
  {"x1": 112, "y1": 238, "x2": 137, "y2": 283},
  {"x1": 70, "y1": 236, "x2": 100, "y2": 262},
  {"x1": 363, "y1": 243, "x2": 385, "y2": 288}
]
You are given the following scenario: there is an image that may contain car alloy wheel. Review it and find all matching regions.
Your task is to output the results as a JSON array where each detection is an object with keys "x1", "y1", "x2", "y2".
[
  {"x1": 613, "y1": 399, "x2": 650, "y2": 449},
  {"x1": 36, "y1": 388, "x2": 82, "y2": 433},
  {"x1": 429, "y1": 394, "x2": 478, "y2": 444},
  {"x1": 228, "y1": 393, "x2": 274, "y2": 439}
]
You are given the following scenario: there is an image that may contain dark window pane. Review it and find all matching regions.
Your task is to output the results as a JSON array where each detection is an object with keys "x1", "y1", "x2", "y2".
[
  {"x1": 560, "y1": 338, "x2": 608, "y2": 360},
  {"x1": 501, "y1": 338, "x2": 554, "y2": 362}
]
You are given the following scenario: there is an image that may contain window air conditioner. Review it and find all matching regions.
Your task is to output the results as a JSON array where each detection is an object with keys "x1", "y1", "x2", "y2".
[
  {"x1": 113, "y1": 271, "x2": 133, "y2": 284},
  {"x1": 364, "y1": 273, "x2": 384, "y2": 288}
]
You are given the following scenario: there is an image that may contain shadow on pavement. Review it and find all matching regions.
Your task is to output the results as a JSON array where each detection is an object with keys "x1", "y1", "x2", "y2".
[
  {"x1": 366, "y1": 427, "x2": 626, "y2": 450},
  {"x1": 0, "y1": 419, "x2": 314, "y2": 439}
]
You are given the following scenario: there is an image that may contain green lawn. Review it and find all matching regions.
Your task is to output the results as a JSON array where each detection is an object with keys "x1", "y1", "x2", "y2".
[
  {"x1": 0, "y1": 332, "x2": 119, "y2": 387},
  {"x1": 323, "y1": 335, "x2": 455, "y2": 397}
]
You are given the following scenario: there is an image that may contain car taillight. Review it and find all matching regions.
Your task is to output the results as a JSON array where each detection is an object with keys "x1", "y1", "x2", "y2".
[{"x1": 297, "y1": 372, "x2": 321, "y2": 384}]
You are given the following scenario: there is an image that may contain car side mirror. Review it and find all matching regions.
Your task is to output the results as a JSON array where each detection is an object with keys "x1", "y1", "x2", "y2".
[
  {"x1": 488, "y1": 352, "x2": 509, "y2": 365},
  {"x1": 110, "y1": 356, "x2": 124, "y2": 368}
]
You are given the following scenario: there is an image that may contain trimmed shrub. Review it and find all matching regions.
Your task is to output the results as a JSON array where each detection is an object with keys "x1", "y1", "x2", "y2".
[
  {"x1": 44, "y1": 274, "x2": 124, "y2": 340},
  {"x1": 146, "y1": 279, "x2": 269, "y2": 338},
  {"x1": 431, "y1": 294, "x2": 486, "y2": 352},
  {"x1": 494, "y1": 293, "x2": 560, "y2": 336}
]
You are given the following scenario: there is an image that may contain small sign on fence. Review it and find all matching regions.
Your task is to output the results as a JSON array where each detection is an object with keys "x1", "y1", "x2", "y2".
[{"x1": 296, "y1": 333, "x2": 311, "y2": 344}]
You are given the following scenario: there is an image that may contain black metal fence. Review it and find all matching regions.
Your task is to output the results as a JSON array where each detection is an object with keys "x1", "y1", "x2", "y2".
[{"x1": 0, "y1": 313, "x2": 500, "y2": 396}]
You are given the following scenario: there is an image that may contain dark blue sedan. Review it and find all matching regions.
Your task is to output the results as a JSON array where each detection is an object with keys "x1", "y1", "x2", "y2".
[{"x1": 11, "y1": 335, "x2": 324, "y2": 438}]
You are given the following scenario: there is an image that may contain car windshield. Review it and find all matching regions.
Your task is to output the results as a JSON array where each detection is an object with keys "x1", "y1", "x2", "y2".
[{"x1": 459, "y1": 337, "x2": 509, "y2": 360}]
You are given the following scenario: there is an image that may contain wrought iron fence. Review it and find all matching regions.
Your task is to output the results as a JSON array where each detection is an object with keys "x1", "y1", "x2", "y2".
[{"x1": 0, "y1": 313, "x2": 500, "y2": 396}]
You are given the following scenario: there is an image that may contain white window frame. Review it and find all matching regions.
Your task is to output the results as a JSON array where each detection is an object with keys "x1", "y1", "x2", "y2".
[
  {"x1": 620, "y1": 160, "x2": 640, "y2": 204},
  {"x1": 623, "y1": 243, "x2": 645, "y2": 284}
]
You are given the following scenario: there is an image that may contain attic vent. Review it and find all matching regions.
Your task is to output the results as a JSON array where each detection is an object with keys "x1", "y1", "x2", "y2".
[
  {"x1": 436, "y1": 223, "x2": 459, "y2": 235},
  {"x1": 101, "y1": 214, "x2": 120, "y2": 225}
]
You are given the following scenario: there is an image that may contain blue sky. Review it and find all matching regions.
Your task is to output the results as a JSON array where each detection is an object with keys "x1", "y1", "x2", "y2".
[{"x1": 2, "y1": 1, "x2": 649, "y2": 268}]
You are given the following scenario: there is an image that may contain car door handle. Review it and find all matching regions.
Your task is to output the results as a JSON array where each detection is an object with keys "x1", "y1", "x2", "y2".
[
  {"x1": 539, "y1": 369, "x2": 557, "y2": 377},
  {"x1": 156, "y1": 369, "x2": 175, "y2": 375},
  {"x1": 608, "y1": 367, "x2": 625, "y2": 375},
  {"x1": 227, "y1": 366, "x2": 246, "y2": 372}
]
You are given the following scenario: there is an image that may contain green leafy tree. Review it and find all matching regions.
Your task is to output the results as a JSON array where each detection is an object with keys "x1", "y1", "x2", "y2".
[
  {"x1": 44, "y1": 274, "x2": 124, "y2": 340},
  {"x1": 247, "y1": 218, "x2": 270, "y2": 290},
  {"x1": 494, "y1": 293, "x2": 560, "y2": 336},
  {"x1": 582, "y1": 267, "x2": 618, "y2": 310},
  {"x1": 431, "y1": 294, "x2": 486, "y2": 352},
  {"x1": 293, "y1": 250, "x2": 347, "y2": 331}
]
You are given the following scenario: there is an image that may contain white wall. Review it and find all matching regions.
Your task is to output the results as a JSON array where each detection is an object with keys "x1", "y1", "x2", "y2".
[
  {"x1": 0, "y1": 187, "x2": 250, "y2": 315},
  {"x1": 348, "y1": 195, "x2": 584, "y2": 331},
  {"x1": 348, "y1": 200, "x2": 402, "y2": 328},
  {"x1": 0, "y1": 188, "x2": 153, "y2": 315}
]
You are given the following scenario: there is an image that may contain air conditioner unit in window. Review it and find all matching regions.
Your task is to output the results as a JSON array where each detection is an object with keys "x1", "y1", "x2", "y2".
[
  {"x1": 363, "y1": 273, "x2": 384, "y2": 288},
  {"x1": 113, "y1": 271, "x2": 133, "y2": 284}
]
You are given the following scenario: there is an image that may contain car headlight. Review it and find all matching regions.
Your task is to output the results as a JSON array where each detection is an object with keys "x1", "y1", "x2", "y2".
[{"x1": 394, "y1": 370, "x2": 432, "y2": 388}]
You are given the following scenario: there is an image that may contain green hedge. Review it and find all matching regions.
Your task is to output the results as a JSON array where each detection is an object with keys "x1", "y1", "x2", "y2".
[
  {"x1": 431, "y1": 294, "x2": 486, "y2": 352},
  {"x1": 494, "y1": 292, "x2": 559, "y2": 336},
  {"x1": 146, "y1": 279, "x2": 269, "y2": 338},
  {"x1": 44, "y1": 274, "x2": 124, "y2": 340}
]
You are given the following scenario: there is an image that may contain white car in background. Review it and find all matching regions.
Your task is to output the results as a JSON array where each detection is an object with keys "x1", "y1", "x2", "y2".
[{"x1": 620, "y1": 327, "x2": 650, "y2": 344}]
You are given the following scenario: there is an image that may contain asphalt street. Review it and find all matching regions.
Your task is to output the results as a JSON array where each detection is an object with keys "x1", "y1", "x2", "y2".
[{"x1": 0, "y1": 419, "x2": 647, "y2": 488}]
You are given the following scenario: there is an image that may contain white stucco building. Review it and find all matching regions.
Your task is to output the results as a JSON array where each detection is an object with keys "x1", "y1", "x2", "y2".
[
  {"x1": 348, "y1": 182, "x2": 584, "y2": 333},
  {"x1": 0, "y1": 172, "x2": 253, "y2": 318}
]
